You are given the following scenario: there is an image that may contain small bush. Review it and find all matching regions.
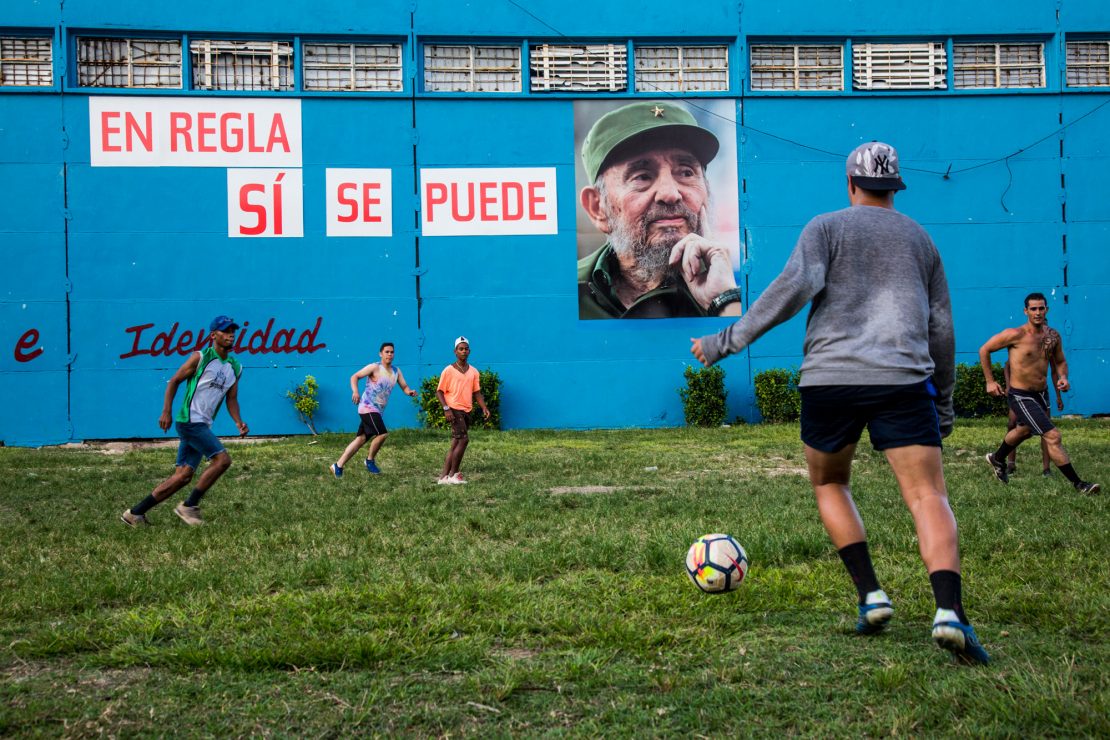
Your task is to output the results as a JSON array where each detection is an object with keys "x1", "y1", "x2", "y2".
[
  {"x1": 416, "y1": 368, "x2": 502, "y2": 430},
  {"x1": 953, "y1": 362, "x2": 1008, "y2": 418},
  {"x1": 286, "y1": 375, "x2": 320, "y2": 434},
  {"x1": 754, "y1": 368, "x2": 801, "y2": 423},
  {"x1": 679, "y1": 365, "x2": 728, "y2": 427}
]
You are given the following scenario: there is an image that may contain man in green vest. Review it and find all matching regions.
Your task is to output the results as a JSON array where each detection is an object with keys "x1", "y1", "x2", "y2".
[
  {"x1": 121, "y1": 315, "x2": 249, "y2": 527},
  {"x1": 577, "y1": 101, "x2": 742, "y2": 319}
]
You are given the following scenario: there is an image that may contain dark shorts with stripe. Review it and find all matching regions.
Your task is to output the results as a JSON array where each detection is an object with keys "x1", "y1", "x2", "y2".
[
  {"x1": 1007, "y1": 387, "x2": 1055, "y2": 435},
  {"x1": 800, "y1": 380, "x2": 942, "y2": 453},
  {"x1": 358, "y1": 412, "x2": 387, "y2": 437}
]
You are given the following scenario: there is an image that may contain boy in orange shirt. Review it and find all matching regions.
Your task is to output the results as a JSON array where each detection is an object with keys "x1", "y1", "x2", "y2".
[{"x1": 436, "y1": 336, "x2": 490, "y2": 484}]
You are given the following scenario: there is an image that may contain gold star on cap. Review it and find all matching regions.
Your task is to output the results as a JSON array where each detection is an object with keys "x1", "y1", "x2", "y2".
[{"x1": 651, "y1": 105, "x2": 665, "y2": 117}]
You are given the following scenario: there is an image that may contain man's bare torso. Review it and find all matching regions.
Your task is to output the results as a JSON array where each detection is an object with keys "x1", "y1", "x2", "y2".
[{"x1": 1006, "y1": 325, "x2": 1060, "y2": 391}]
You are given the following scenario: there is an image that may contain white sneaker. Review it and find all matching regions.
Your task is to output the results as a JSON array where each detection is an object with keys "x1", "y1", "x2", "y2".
[
  {"x1": 436, "y1": 476, "x2": 452, "y2": 485},
  {"x1": 174, "y1": 502, "x2": 204, "y2": 526},
  {"x1": 449, "y1": 473, "x2": 467, "y2": 485}
]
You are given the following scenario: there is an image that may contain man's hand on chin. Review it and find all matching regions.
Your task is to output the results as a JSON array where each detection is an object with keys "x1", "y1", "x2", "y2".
[{"x1": 668, "y1": 233, "x2": 738, "y2": 311}]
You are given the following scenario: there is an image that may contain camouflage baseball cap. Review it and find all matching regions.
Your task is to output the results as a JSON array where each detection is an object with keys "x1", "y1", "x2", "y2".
[
  {"x1": 846, "y1": 141, "x2": 907, "y2": 191},
  {"x1": 581, "y1": 101, "x2": 720, "y2": 182}
]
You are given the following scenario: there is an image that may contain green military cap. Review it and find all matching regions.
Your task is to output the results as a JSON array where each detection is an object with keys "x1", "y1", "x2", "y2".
[{"x1": 581, "y1": 101, "x2": 720, "y2": 182}]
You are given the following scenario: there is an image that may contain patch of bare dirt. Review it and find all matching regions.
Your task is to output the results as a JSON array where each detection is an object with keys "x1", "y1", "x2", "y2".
[
  {"x1": 55, "y1": 437, "x2": 286, "y2": 454},
  {"x1": 548, "y1": 486, "x2": 623, "y2": 494}
]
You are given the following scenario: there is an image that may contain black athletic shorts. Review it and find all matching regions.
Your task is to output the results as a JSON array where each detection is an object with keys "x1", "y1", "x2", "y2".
[
  {"x1": 358, "y1": 411, "x2": 387, "y2": 437},
  {"x1": 1007, "y1": 387, "x2": 1055, "y2": 435},
  {"x1": 800, "y1": 380, "x2": 942, "y2": 453}
]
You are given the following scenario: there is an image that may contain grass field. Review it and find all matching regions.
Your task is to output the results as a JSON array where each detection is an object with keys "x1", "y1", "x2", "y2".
[{"x1": 1, "y1": 419, "x2": 1107, "y2": 736}]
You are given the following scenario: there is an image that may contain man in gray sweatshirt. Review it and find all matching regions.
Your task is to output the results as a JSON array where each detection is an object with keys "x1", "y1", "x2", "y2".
[{"x1": 690, "y1": 141, "x2": 989, "y2": 665}]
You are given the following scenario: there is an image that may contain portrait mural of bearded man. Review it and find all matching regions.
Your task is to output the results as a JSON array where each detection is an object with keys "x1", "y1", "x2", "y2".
[{"x1": 575, "y1": 100, "x2": 741, "y2": 320}]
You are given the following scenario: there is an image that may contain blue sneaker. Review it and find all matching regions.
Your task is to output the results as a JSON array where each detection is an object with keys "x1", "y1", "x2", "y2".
[
  {"x1": 365, "y1": 459, "x2": 381, "y2": 474},
  {"x1": 856, "y1": 590, "x2": 894, "y2": 635},
  {"x1": 329, "y1": 463, "x2": 343, "y2": 479},
  {"x1": 932, "y1": 610, "x2": 990, "y2": 665}
]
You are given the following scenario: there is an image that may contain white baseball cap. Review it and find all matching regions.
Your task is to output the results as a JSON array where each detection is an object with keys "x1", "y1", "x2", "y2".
[{"x1": 454, "y1": 336, "x2": 469, "y2": 349}]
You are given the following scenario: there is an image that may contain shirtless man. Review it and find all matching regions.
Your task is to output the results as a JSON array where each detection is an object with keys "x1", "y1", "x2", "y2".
[{"x1": 980, "y1": 292, "x2": 1099, "y2": 493}]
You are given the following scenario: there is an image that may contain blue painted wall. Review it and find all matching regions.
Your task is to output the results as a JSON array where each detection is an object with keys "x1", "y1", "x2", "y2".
[{"x1": 1, "y1": 1, "x2": 1108, "y2": 445}]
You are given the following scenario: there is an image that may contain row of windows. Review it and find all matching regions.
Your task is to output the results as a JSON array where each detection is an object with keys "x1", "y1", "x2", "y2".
[
  {"x1": 755, "y1": 41, "x2": 1056, "y2": 91},
  {"x1": 3, "y1": 33, "x2": 1110, "y2": 93}
]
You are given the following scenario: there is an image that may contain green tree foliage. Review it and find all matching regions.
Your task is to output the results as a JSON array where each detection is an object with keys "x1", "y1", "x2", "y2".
[
  {"x1": 754, "y1": 368, "x2": 801, "y2": 423},
  {"x1": 953, "y1": 362, "x2": 1008, "y2": 418},
  {"x1": 679, "y1": 365, "x2": 728, "y2": 427},
  {"x1": 416, "y1": 368, "x2": 502, "y2": 430},
  {"x1": 286, "y1": 375, "x2": 320, "y2": 434}
]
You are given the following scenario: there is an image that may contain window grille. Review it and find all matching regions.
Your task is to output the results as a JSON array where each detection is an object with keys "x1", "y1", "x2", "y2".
[
  {"x1": 1066, "y1": 40, "x2": 1110, "y2": 87},
  {"x1": 190, "y1": 39, "x2": 293, "y2": 91},
  {"x1": 634, "y1": 45, "x2": 728, "y2": 92},
  {"x1": 303, "y1": 42, "x2": 402, "y2": 91},
  {"x1": 77, "y1": 37, "x2": 182, "y2": 88},
  {"x1": 750, "y1": 44, "x2": 843, "y2": 90},
  {"x1": 953, "y1": 42, "x2": 1044, "y2": 89},
  {"x1": 424, "y1": 44, "x2": 521, "y2": 92},
  {"x1": 530, "y1": 43, "x2": 626, "y2": 92},
  {"x1": 852, "y1": 42, "x2": 947, "y2": 90},
  {"x1": 0, "y1": 36, "x2": 52, "y2": 86}
]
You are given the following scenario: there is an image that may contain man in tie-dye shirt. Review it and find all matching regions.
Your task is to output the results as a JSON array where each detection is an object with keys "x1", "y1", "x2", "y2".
[{"x1": 330, "y1": 342, "x2": 416, "y2": 479}]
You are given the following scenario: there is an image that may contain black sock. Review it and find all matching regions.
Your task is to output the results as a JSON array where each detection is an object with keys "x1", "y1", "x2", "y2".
[
  {"x1": 130, "y1": 495, "x2": 160, "y2": 516},
  {"x1": 1057, "y1": 463, "x2": 1081, "y2": 485},
  {"x1": 994, "y1": 441, "x2": 1016, "y2": 461},
  {"x1": 837, "y1": 541, "x2": 881, "y2": 603},
  {"x1": 929, "y1": 570, "x2": 967, "y2": 624},
  {"x1": 183, "y1": 487, "x2": 207, "y2": 507}
]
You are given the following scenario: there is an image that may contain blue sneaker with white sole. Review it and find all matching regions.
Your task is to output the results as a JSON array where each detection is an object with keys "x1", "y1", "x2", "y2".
[
  {"x1": 365, "y1": 459, "x2": 381, "y2": 474},
  {"x1": 932, "y1": 610, "x2": 990, "y2": 665},
  {"x1": 329, "y1": 463, "x2": 343, "y2": 479},
  {"x1": 856, "y1": 590, "x2": 894, "y2": 635}
]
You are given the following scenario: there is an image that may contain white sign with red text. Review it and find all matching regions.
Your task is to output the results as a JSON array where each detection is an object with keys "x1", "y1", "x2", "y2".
[
  {"x1": 420, "y1": 168, "x2": 558, "y2": 236},
  {"x1": 227, "y1": 169, "x2": 303, "y2": 238},
  {"x1": 90, "y1": 97, "x2": 302, "y2": 167},
  {"x1": 325, "y1": 169, "x2": 393, "y2": 237}
]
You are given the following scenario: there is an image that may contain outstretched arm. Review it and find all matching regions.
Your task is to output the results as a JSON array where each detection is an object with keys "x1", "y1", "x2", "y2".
[
  {"x1": 979, "y1": 329, "x2": 1017, "y2": 397},
  {"x1": 159, "y1": 352, "x2": 201, "y2": 431},
  {"x1": 692, "y1": 217, "x2": 829, "y2": 366},
  {"x1": 349, "y1": 362, "x2": 379, "y2": 404},
  {"x1": 1051, "y1": 332, "x2": 1070, "y2": 393},
  {"x1": 1049, "y1": 361, "x2": 1065, "y2": 409},
  {"x1": 225, "y1": 379, "x2": 249, "y2": 436},
  {"x1": 396, "y1": 369, "x2": 417, "y2": 397}
]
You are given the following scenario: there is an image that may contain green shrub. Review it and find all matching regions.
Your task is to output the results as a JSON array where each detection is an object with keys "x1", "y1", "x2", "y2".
[
  {"x1": 953, "y1": 362, "x2": 1008, "y2": 418},
  {"x1": 754, "y1": 368, "x2": 801, "y2": 423},
  {"x1": 286, "y1": 375, "x2": 320, "y2": 434},
  {"x1": 679, "y1": 365, "x2": 728, "y2": 427},
  {"x1": 416, "y1": 368, "x2": 502, "y2": 430}
]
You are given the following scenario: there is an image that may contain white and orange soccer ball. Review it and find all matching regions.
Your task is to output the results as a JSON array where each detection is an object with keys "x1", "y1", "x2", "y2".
[{"x1": 685, "y1": 533, "x2": 749, "y2": 593}]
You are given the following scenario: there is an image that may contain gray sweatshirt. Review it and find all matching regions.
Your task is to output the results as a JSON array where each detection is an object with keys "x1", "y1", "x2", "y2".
[{"x1": 700, "y1": 205, "x2": 955, "y2": 433}]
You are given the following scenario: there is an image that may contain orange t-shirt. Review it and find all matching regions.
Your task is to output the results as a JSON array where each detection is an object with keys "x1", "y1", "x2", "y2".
[{"x1": 437, "y1": 364, "x2": 480, "y2": 412}]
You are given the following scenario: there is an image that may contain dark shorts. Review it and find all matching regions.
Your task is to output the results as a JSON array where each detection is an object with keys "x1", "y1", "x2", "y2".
[
  {"x1": 174, "y1": 421, "x2": 226, "y2": 469},
  {"x1": 358, "y1": 411, "x2": 388, "y2": 437},
  {"x1": 1007, "y1": 387, "x2": 1055, "y2": 435},
  {"x1": 800, "y1": 381, "x2": 942, "y2": 453},
  {"x1": 448, "y1": 408, "x2": 470, "y2": 440}
]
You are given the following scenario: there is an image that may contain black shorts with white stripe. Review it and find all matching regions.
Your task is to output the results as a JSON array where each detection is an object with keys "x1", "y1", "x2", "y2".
[
  {"x1": 358, "y1": 411, "x2": 388, "y2": 437},
  {"x1": 1007, "y1": 387, "x2": 1055, "y2": 436}
]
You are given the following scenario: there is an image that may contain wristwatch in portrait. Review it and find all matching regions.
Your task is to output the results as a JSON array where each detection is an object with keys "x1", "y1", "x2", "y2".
[
  {"x1": 443, "y1": 406, "x2": 450, "y2": 411},
  {"x1": 708, "y1": 288, "x2": 743, "y2": 317}
]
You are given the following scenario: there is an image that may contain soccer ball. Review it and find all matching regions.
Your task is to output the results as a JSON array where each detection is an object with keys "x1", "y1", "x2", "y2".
[{"x1": 685, "y1": 533, "x2": 749, "y2": 593}]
